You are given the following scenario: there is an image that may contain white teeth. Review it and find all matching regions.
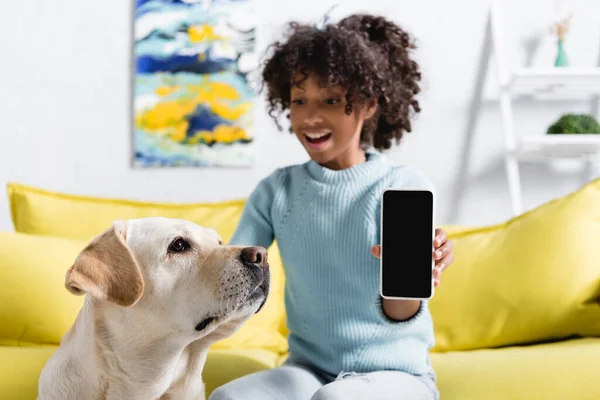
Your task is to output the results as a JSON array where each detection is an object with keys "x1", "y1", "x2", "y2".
[{"x1": 305, "y1": 131, "x2": 331, "y2": 139}]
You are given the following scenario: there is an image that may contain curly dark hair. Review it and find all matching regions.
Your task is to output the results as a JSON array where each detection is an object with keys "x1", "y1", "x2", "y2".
[{"x1": 260, "y1": 14, "x2": 422, "y2": 150}]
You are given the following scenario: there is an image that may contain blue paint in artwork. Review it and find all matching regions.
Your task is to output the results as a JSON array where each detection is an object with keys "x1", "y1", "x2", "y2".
[
  {"x1": 136, "y1": 29, "x2": 177, "y2": 45},
  {"x1": 136, "y1": 0, "x2": 153, "y2": 9},
  {"x1": 136, "y1": 53, "x2": 235, "y2": 74},
  {"x1": 186, "y1": 106, "x2": 230, "y2": 138},
  {"x1": 135, "y1": 30, "x2": 188, "y2": 58},
  {"x1": 136, "y1": 0, "x2": 188, "y2": 18},
  {"x1": 135, "y1": 152, "x2": 211, "y2": 167},
  {"x1": 136, "y1": 0, "x2": 246, "y2": 22}
]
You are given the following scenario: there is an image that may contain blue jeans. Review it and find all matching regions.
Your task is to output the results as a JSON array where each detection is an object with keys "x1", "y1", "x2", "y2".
[{"x1": 208, "y1": 357, "x2": 440, "y2": 400}]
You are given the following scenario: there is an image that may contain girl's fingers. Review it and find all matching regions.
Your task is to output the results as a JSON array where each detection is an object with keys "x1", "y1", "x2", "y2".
[
  {"x1": 435, "y1": 253, "x2": 455, "y2": 272},
  {"x1": 434, "y1": 239, "x2": 454, "y2": 261},
  {"x1": 371, "y1": 245, "x2": 381, "y2": 258},
  {"x1": 434, "y1": 228, "x2": 446, "y2": 247}
]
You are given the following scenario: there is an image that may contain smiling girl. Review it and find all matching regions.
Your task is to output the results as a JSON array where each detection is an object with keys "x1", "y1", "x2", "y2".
[{"x1": 210, "y1": 13, "x2": 455, "y2": 400}]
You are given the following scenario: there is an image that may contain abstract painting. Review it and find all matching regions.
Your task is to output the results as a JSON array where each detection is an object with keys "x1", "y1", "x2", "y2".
[{"x1": 133, "y1": 0, "x2": 257, "y2": 167}]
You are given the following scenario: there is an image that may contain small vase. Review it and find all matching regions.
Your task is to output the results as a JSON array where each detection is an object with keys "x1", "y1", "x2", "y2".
[{"x1": 555, "y1": 39, "x2": 568, "y2": 67}]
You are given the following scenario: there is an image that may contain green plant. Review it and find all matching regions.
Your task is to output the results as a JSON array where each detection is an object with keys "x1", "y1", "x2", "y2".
[{"x1": 547, "y1": 113, "x2": 600, "y2": 134}]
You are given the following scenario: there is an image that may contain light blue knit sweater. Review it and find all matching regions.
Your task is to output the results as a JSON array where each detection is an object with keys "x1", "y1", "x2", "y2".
[{"x1": 229, "y1": 150, "x2": 436, "y2": 377}]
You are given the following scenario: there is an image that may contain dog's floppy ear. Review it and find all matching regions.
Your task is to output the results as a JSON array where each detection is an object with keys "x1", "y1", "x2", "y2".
[{"x1": 65, "y1": 220, "x2": 144, "y2": 307}]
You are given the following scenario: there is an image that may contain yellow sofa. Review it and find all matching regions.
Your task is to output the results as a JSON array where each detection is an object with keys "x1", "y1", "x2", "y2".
[{"x1": 2, "y1": 181, "x2": 600, "y2": 399}]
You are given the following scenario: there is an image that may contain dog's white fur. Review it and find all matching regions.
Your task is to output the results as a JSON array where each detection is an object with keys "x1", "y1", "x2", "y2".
[{"x1": 37, "y1": 217, "x2": 270, "y2": 400}]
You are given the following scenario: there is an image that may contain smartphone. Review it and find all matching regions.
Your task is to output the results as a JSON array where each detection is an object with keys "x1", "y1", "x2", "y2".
[{"x1": 380, "y1": 189, "x2": 435, "y2": 300}]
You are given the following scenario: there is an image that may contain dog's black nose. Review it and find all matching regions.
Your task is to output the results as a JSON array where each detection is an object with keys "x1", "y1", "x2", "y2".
[{"x1": 241, "y1": 246, "x2": 268, "y2": 269}]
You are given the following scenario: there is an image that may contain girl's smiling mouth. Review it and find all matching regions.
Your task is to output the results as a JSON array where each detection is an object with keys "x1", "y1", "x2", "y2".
[{"x1": 303, "y1": 130, "x2": 333, "y2": 148}]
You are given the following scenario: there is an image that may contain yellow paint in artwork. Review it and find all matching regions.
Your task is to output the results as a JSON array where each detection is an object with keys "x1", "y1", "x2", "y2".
[
  {"x1": 170, "y1": 120, "x2": 189, "y2": 142},
  {"x1": 187, "y1": 81, "x2": 240, "y2": 101},
  {"x1": 190, "y1": 125, "x2": 250, "y2": 145},
  {"x1": 136, "y1": 99, "x2": 197, "y2": 132},
  {"x1": 188, "y1": 24, "x2": 223, "y2": 43},
  {"x1": 207, "y1": 82, "x2": 240, "y2": 100},
  {"x1": 155, "y1": 85, "x2": 181, "y2": 97},
  {"x1": 135, "y1": 78, "x2": 251, "y2": 137},
  {"x1": 210, "y1": 101, "x2": 252, "y2": 121}
]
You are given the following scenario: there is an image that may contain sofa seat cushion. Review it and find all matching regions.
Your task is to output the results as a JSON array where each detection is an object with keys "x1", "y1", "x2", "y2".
[
  {"x1": 432, "y1": 337, "x2": 600, "y2": 400},
  {"x1": 0, "y1": 346, "x2": 279, "y2": 399}
]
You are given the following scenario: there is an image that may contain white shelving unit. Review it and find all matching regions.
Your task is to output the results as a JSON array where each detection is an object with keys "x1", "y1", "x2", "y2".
[
  {"x1": 517, "y1": 134, "x2": 600, "y2": 161},
  {"x1": 508, "y1": 68, "x2": 600, "y2": 98},
  {"x1": 449, "y1": 1, "x2": 600, "y2": 220}
]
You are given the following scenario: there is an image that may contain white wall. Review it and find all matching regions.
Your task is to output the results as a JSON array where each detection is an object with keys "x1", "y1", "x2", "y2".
[{"x1": 1, "y1": 0, "x2": 599, "y2": 232}]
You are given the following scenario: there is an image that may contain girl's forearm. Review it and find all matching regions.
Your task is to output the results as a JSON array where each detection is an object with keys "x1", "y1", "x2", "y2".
[{"x1": 382, "y1": 298, "x2": 420, "y2": 321}]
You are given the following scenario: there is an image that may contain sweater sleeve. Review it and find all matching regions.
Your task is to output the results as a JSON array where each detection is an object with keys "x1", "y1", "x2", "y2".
[{"x1": 228, "y1": 171, "x2": 279, "y2": 249}]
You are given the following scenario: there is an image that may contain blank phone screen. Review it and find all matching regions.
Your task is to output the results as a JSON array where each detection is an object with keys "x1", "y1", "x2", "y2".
[{"x1": 381, "y1": 190, "x2": 434, "y2": 299}]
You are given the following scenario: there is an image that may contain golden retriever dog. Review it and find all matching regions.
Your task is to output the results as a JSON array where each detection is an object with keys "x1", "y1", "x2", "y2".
[{"x1": 37, "y1": 217, "x2": 270, "y2": 400}]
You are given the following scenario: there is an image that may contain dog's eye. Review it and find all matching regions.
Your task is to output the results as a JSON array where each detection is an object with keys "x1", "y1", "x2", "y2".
[{"x1": 168, "y1": 238, "x2": 190, "y2": 253}]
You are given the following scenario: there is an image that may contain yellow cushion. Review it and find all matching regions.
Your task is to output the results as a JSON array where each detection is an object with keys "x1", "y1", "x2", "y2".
[
  {"x1": 0, "y1": 345, "x2": 279, "y2": 399},
  {"x1": 432, "y1": 337, "x2": 600, "y2": 400},
  {"x1": 8, "y1": 182, "x2": 246, "y2": 242},
  {"x1": 0, "y1": 346, "x2": 57, "y2": 400},
  {"x1": 430, "y1": 178, "x2": 600, "y2": 351},
  {"x1": 6, "y1": 183, "x2": 288, "y2": 354},
  {"x1": 0, "y1": 232, "x2": 87, "y2": 346}
]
